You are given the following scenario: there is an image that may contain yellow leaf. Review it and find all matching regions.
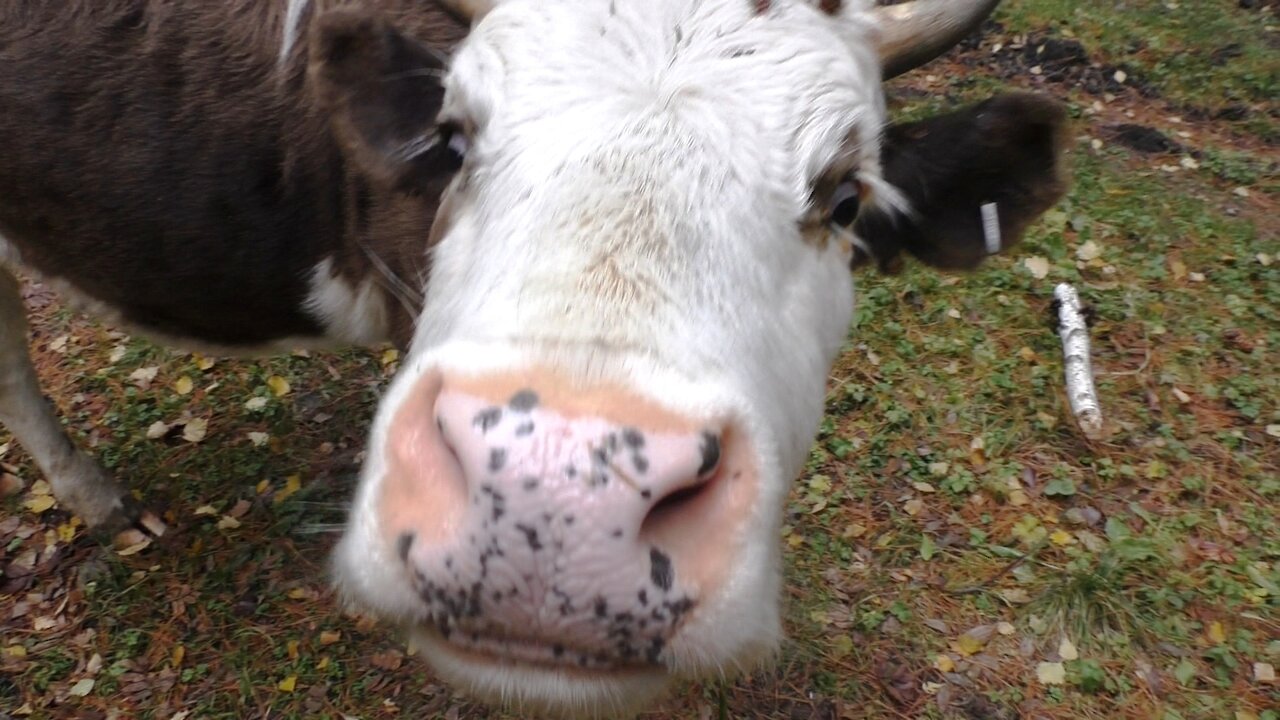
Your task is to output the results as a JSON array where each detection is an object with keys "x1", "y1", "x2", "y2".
[
  {"x1": 287, "y1": 640, "x2": 300, "y2": 660},
  {"x1": 997, "y1": 622, "x2": 1016, "y2": 636},
  {"x1": 381, "y1": 349, "x2": 400, "y2": 366},
  {"x1": 1169, "y1": 258, "x2": 1188, "y2": 280},
  {"x1": 256, "y1": 479, "x2": 271, "y2": 495},
  {"x1": 216, "y1": 515, "x2": 241, "y2": 530},
  {"x1": 934, "y1": 655, "x2": 955, "y2": 672},
  {"x1": 267, "y1": 376, "x2": 291, "y2": 397},
  {"x1": 319, "y1": 631, "x2": 341, "y2": 646},
  {"x1": 952, "y1": 632, "x2": 986, "y2": 657},
  {"x1": 317, "y1": 656, "x2": 331, "y2": 670},
  {"x1": 30, "y1": 480, "x2": 52, "y2": 496},
  {"x1": 193, "y1": 505, "x2": 218, "y2": 517},
  {"x1": 287, "y1": 588, "x2": 311, "y2": 600},
  {"x1": 1252, "y1": 662, "x2": 1275, "y2": 683},
  {"x1": 24, "y1": 495, "x2": 56, "y2": 514},
  {"x1": 173, "y1": 376, "x2": 194, "y2": 396},
  {"x1": 1008, "y1": 489, "x2": 1030, "y2": 506},
  {"x1": 1207, "y1": 621, "x2": 1226, "y2": 644},
  {"x1": 787, "y1": 534, "x2": 805, "y2": 548},
  {"x1": 841, "y1": 523, "x2": 867, "y2": 539},
  {"x1": 904, "y1": 499, "x2": 924, "y2": 516},
  {"x1": 1036, "y1": 661, "x2": 1066, "y2": 685},
  {"x1": 172, "y1": 645, "x2": 185, "y2": 667},
  {"x1": 56, "y1": 523, "x2": 77, "y2": 543},
  {"x1": 1050, "y1": 529, "x2": 1076, "y2": 546},
  {"x1": 194, "y1": 354, "x2": 216, "y2": 371},
  {"x1": 4, "y1": 645, "x2": 27, "y2": 658},
  {"x1": 1058, "y1": 637, "x2": 1079, "y2": 661},
  {"x1": 277, "y1": 675, "x2": 297, "y2": 693},
  {"x1": 913, "y1": 481, "x2": 937, "y2": 493},
  {"x1": 274, "y1": 475, "x2": 302, "y2": 504}
]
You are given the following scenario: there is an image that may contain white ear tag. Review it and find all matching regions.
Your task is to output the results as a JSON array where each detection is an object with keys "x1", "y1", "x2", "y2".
[{"x1": 981, "y1": 202, "x2": 1001, "y2": 255}]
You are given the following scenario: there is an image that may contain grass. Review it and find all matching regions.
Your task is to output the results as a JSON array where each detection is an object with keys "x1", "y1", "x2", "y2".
[{"x1": 2, "y1": 1, "x2": 1278, "y2": 718}]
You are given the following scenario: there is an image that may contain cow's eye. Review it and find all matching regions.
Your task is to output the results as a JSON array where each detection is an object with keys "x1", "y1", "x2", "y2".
[
  {"x1": 438, "y1": 123, "x2": 469, "y2": 171},
  {"x1": 829, "y1": 176, "x2": 863, "y2": 227}
]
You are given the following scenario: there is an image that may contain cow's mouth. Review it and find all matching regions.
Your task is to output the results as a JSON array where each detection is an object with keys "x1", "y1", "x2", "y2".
[{"x1": 420, "y1": 623, "x2": 665, "y2": 673}]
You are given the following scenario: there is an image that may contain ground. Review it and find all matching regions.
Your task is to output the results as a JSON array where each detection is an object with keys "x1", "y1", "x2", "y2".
[{"x1": 1, "y1": 1, "x2": 1277, "y2": 718}]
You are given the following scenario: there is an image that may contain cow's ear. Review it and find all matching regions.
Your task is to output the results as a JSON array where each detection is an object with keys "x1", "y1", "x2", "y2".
[
  {"x1": 853, "y1": 93, "x2": 1069, "y2": 273},
  {"x1": 310, "y1": 10, "x2": 455, "y2": 192}
]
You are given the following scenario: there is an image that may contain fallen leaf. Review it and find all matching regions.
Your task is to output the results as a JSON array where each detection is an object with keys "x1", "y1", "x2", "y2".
[
  {"x1": 287, "y1": 640, "x2": 300, "y2": 660},
  {"x1": 1254, "y1": 662, "x2": 1275, "y2": 683},
  {"x1": 1076, "y1": 240, "x2": 1102, "y2": 261},
  {"x1": 1266, "y1": 425, "x2": 1280, "y2": 439},
  {"x1": 1036, "y1": 661, "x2": 1066, "y2": 685},
  {"x1": 194, "y1": 354, "x2": 216, "y2": 371},
  {"x1": 274, "y1": 475, "x2": 303, "y2": 504},
  {"x1": 193, "y1": 505, "x2": 218, "y2": 516},
  {"x1": 129, "y1": 366, "x2": 159, "y2": 386},
  {"x1": 24, "y1": 495, "x2": 56, "y2": 514},
  {"x1": 146, "y1": 421, "x2": 171, "y2": 440},
  {"x1": 952, "y1": 626, "x2": 995, "y2": 656},
  {"x1": 32, "y1": 616, "x2": 57, "y2": 631},
  {"x1": 182, "y1": 418, "x2": 209, "y2": 443},
  {"x1": 108, "y1": 346, "x2": 128, "y2": 364},
  {"x1": 1050, "y1": 529, "x2": 1077, "y2": 546},
  {"x1": 1, "y1": 473, "x2": 25, "y2": 497},
  {"x1": 997, "y1": 622, "x2": 1016, "y2": 636},
  {"x1": 1059, "y1": 637, "x2": 1079, "y2": 661},
  {"x1": 1171, "y1": 387, "x2": 1192, "y2": 404},
  {"x1": 216, "y1": 515, "x2": 241, "y2": 530},
  {"x1": 1207, "y1": 621, "x2": 1226, "y2": 644},
  {"x1": 1169, "y1": 258, "x2": 1188, "y2": 280},
  {"x1": 247, "y1": 432, "x2": 270, "y2": 447},
  {"x1": 319, "y1": 631, "x2": 342, "y2": 646},
  {"x1": 933, "y1": 655, "x2": 955, "y2": 672},
  {"x1": 1024, "y1": 256, "x2": 1050, "y2": 279},
  {"x1": 3, "y1": 645, "x2": 27, "y2": 658},
  {"x1": 245, "y1": 396, "x2": 269, "y2": 411},
  {"x1": 903, "y1": 499, "x2": 924, "y2": 516},
  {"x1": 172, "y1": 645, "x2": 185, "y2": 668},
  {"x1": 267, "y1": 376, "x2": 291, "y2": 397},
  {"x1": 173, "y1": 376, "x2": 194, "y2": 396},
  {"x1": 277, "y1": 675, "x2": 297, "y2": 693},
  {"x1": 913, "y1": 481, "x2": 937, "y2": 493},
  {"x1": 68, "y1": 678, "x2": 95, "y2": 697},
  {"x1": 56, "y1": 522, "x2": 77, "y2": 543},
  {"x1": 381, "y1": 348, "x2": 400, "y2": 366}
]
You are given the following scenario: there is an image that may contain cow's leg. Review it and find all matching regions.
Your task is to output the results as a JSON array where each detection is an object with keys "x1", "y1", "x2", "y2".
[{"x1": 0, "y1": 266, "x2": 162, "y2": 536}]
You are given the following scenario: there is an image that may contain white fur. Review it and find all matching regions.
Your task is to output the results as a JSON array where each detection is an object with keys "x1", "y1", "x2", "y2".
[
  {"x1": 303, "y1": 257, "x2": 393, "y2": 346},
  {"x1": 279, "y1": 0, "x2": 310, "y2": 68},
  {"x1": 337, "y1": 0, "x2": 897, "y2": 715}
]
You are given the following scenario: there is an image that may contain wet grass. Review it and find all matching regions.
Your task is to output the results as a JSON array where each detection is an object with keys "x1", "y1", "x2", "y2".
[{"x1": 2, "y1": 1, "x2": 1278, "y2": 718}]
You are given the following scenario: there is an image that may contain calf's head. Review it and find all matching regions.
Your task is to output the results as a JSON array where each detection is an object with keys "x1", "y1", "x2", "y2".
[{"x1": 314, "y1": 0, "x2": 1067, "y2": 715}]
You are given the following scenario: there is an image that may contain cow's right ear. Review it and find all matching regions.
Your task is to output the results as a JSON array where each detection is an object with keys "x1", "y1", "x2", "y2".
[{"x1": 310, "y1": 10, "x2": 455, "y2": 192}]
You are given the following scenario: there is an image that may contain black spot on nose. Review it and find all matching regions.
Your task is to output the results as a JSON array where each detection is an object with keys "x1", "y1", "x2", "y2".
[
  {"x1": 622, "y1": 427, "x2": 645, "y2": 449},
  {"x1": 474, "y1": 407, "x2": 502, "y2": 432},
  {"x1": 396, "y1": 532, "x2": 415, "y2": 562},
  {"x1": 509, "y1": 389, "x2": 539, "y2": 412},
  {"x1": 489, "y1": 448, "x2": 507, "y2": 473},
  {"x1": 698, "y1": 432, "x2": 721, "y2": 477},
  {"x1": 649, "y1": 547, "x2": 673, "y2": 591}
]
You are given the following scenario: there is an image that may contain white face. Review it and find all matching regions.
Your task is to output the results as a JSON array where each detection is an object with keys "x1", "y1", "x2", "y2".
[{"x1": 335, "y1": 0, "x2": 890, "y2": 715}]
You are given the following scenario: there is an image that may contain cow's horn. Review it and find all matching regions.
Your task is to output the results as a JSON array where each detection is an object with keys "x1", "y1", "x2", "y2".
[
  {"x1": 874, "y1": 0, "x2": 1000, "y2": 79},
  {"x1": 435, "y1": 0, "x2": 496, "y2": 23}
]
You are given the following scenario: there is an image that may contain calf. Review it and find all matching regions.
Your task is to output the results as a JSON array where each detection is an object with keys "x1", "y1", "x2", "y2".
[
  {"x1": 0, "y1": 0, "x2": 464, "y2": 532},
  {"x1": 2, "y1": 0, "x2": 1068, "y2": 717}
]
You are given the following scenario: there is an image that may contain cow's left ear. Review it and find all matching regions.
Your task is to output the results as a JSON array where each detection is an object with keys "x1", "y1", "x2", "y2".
[
  {"x1": 310, "y1": 10, "x2": 455, "y2": 193},
  {"x1": 853, "y1": 93, "x2": 1069, "y2": 273}
]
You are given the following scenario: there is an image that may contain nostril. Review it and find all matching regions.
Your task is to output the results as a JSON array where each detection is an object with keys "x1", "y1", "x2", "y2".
[
  {"x1": 397, "y1": 531, "x2": 415, "y2": 563},
  {"x1": 697, "y1": 432, "x2": 721, "y2": 478}
]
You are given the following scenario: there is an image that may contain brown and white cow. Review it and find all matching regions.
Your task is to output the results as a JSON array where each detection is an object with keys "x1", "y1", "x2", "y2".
[{"x1": 1, "y1": 0, "x2": 1067, "y2": 716}]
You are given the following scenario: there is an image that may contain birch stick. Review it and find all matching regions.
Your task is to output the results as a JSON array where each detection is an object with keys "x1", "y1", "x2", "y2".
[{"x1": 1054, "y1": 283, "x2": 1103, "y2": 439}]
